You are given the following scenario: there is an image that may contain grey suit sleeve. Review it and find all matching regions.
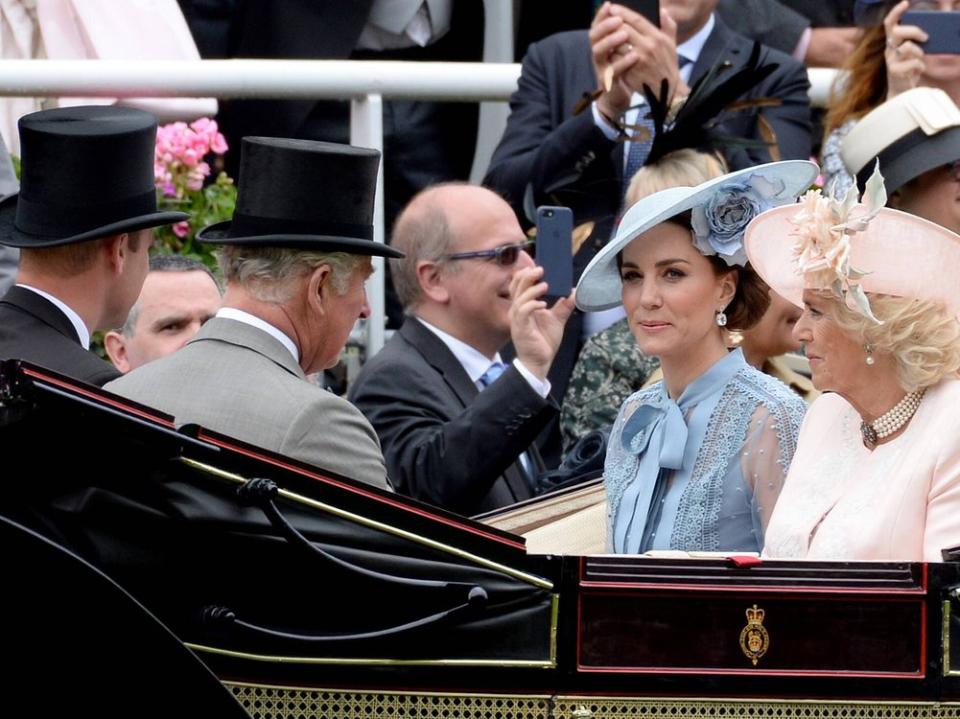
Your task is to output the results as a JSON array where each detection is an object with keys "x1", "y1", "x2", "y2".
[
  {"x1": 716, "y1": 0, "x2": 809, "y2": 56},
  {"x1": 281, "y1": 396, "x2": 391, "y2": 492}
]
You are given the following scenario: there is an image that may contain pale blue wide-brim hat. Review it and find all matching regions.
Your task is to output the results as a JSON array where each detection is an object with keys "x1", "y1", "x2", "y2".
[{"x1": 575, "y1": 160, "x2": 819, "y2": 312}]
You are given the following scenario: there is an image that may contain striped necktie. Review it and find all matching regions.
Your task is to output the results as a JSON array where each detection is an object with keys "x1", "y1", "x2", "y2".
[{"x1": 622, "y1": 55, "x2": 693, "y2": 192}]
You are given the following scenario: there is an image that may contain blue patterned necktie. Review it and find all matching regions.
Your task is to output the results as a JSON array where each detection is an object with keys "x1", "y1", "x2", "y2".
[
  {"x1": 622, "y1": 55, "x2": 692, "y2": 192},
  {"x1": 479, "y1": 361, "x2": 507, "y2": 388},
  {"x1": 478, "y1": 360, "x2": 537, "y2": 486}
]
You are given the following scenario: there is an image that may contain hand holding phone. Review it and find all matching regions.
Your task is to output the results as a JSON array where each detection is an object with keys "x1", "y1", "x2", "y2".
[
  {"x1": 535, "y1": 206, "x2": 573, "y2": 300},
  {"x1": 617, "y1": 0, "x2": 660, "y2": 27}
]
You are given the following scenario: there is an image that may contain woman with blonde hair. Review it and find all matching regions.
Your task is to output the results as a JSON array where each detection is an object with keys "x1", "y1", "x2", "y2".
[{"x1": 745, "y1": 166, "x2": 960, "y2": 561}]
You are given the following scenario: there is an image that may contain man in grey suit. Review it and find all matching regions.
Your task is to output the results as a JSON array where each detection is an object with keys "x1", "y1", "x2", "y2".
[{"x1": 106, "y1": 138, "x2": 401, "y2": 491}]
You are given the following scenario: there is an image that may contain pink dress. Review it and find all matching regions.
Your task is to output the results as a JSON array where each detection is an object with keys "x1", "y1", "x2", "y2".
[{"x1": 763, "y1": 377, "x2": 960, "y2": 562}]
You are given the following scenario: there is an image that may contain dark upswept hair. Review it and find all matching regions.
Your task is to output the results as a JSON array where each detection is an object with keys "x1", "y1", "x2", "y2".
[
  {"x1": 615, "y1": 212, "x2": 770, "y2": 332},
  {"x1": 668, "y1": 212, "x2": 770, "y2": 332},
  {"x1": 704, "y1": 255, "x2": 770, "y2": 331}
]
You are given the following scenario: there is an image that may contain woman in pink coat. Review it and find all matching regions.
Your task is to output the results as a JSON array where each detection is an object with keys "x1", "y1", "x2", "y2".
[{"x1": 744, "y1": 165, "x2": 960, "y2": 561}]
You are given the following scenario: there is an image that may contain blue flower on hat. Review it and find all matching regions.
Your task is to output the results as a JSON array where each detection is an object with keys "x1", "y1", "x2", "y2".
[{"x1": 691, "y1": 174, "x2": 785, "y2": 267}]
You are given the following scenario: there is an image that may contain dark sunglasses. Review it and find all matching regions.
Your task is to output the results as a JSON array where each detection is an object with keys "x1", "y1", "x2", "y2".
[{"x1": 440, "y1": 240, "x2": 534, "y2": 267}]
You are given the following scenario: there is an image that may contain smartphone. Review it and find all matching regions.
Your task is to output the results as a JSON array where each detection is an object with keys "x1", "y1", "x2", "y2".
[
  {"x1": 535, "y1": 206, "x2": 573, "y2": 299},
  {"x1": 618, "y1": 0, "x2": 660, "y2": 27},
  {"x1": 901, "y1": 10, "x2": 960, "y2": 54}
]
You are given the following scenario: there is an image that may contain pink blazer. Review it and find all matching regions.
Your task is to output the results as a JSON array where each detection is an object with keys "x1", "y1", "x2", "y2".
[{"x1": 763, "y1": 377, "x2": 960, "y2": 562}]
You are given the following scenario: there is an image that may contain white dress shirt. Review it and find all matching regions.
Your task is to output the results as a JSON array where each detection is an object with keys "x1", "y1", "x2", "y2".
[
  {"x1": 416, "y1": 317, "x2": 551, "y2": 398},
  {"x1": 216, "y1": 307, "x2": 300, "y2": 364}
]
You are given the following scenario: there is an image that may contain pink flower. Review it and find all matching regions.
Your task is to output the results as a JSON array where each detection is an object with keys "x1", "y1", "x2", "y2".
[
  {"x1": 172, "y1": 220, "x2": 191, "y2": 238},
  {"x1": 209, "y1": 131, "x2": 228, "y2": 155},
  {"x1": 190, "y1": 117, "x2": 213, "y2": 135}
]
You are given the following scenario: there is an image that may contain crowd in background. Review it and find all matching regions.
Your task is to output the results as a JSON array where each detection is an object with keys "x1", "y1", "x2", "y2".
[{"x1": 2, "y1": 0, "x2": 960, "y2": 564}]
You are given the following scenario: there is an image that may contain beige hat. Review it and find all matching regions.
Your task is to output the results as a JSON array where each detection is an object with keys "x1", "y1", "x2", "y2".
[{"x1": 841, "y1": 87, "x2": 960, "y2": 195}]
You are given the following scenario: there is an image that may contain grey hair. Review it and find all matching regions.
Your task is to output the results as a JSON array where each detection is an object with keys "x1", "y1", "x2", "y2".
[
  {"x1": 215, "y1": 245, "x2": 366, "y2": 304},
  {"x1": 121, "y1": 254, "x2": 222, "y2": 337},
  {"x1": 389, "y1": 198, "x2": 459, "y2": 309}
]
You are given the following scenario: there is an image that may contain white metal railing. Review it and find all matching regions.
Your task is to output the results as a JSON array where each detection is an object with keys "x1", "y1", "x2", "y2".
[{"x1": 0, "y1": 59, "x2": 839, "y2": 355}]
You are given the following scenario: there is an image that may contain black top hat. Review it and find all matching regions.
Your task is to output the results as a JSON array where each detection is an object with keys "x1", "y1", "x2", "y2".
[
  {"x1": 197, "y1": 137, "x2": 403, "y2": 258},
  {"x1": 0, "y1": 106, "x2": 188, "y2": 248}
]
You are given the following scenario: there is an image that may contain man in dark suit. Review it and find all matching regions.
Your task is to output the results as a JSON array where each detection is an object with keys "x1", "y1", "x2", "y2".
[
  {"x1": 719, "y1": 0, "x2": 858, "y2": 68},
  {"x1": 484, "y1": 0, "x2": 813, "y2": 228},
  {"x1": 348, "y1": 184, "x2": 575, "y2": 515},
  {"x1": 0, "y1": 106, "x2": 188, "y2": 387}
]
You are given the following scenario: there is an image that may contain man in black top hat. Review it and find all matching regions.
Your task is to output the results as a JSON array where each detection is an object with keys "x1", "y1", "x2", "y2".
[
  {"x1": 106, "y1": 138, "x2": 400, "y2": 491},
  {"x1": 0, "y1": 106, "x2": 188, "y2": 386}
]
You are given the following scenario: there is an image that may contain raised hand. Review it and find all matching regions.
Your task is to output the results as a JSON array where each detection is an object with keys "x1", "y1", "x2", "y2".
[{"x1": 509, "y1": 266, "x2": 576, "y2": 382}]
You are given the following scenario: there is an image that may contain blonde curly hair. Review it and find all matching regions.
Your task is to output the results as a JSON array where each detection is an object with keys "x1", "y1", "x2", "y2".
[{"x1": 825, "y1": 292, "x2": 960, "y2": 392}]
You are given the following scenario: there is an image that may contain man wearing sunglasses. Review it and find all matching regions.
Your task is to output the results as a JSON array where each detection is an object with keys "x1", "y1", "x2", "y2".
[{"x1": 349, "y1": 184, "x2": 576, "y2": 515}]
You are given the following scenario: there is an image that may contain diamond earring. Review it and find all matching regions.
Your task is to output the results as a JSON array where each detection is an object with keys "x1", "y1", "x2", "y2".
[{"x1": 716, "y1": 309, "x2": 728, "y2": 327}]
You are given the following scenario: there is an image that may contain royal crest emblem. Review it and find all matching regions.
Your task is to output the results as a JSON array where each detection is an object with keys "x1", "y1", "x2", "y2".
[{"x1": 739, "y1": 604, "x2": 770, "y2": 666}]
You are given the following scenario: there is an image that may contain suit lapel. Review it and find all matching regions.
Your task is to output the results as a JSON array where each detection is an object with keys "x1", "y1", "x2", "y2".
[
  {"x1": 400, "y1": 317, "x2": 534, "y2": 503},
  {"x1": 399, "y1": 318, "x2": 479, "y2": 407},
  {"x1": 0, "y1": 286, "x2": 82, "y2": 344},
  {"x1": 690, "y1": 16, "x2": 742, "y2": 87}
]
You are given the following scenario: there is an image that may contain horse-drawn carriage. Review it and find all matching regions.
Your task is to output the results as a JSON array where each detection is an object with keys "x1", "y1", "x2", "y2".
[{"x1": 2, "y1": 360, "x2": 958, "y2": 718}]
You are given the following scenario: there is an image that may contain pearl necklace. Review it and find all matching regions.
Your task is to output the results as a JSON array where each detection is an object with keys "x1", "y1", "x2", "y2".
[{"x1": 860, "y1": 389, "x2": 925, "y2": 450}]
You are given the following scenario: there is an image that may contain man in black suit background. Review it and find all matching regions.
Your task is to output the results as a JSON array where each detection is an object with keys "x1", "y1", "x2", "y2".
[
  {"x1": 349, "y1": 184, "x2": 575, "y2": 516},
  {"x1": 484, "y1": 0, "x2": 813, "y2": 229},
  {"x1": 718, "y1": 0, "x2": 858, "y2": 69},
  {"x1": 0, "y1": 106, "x2": 187, "y2": 386}
]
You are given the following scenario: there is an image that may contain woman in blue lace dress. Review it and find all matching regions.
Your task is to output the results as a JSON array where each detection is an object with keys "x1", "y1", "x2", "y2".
[{"x1": 575, "y1": 162, "x2": 816, "y2": 553}]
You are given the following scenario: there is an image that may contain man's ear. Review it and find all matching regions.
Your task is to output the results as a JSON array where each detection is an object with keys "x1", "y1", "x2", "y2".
[
  {"x1": 103, "y1": 330, "x2": 130, "y2": 373},
  {"x1": 103, "y1": 232, "x2": 129, "y2": 275},
  {"x1": 416, "y1": 260, "x2": 450, "y2": 304},
  {"x1": 307, "y1": 264, "x2": 333, "y2": 315}
]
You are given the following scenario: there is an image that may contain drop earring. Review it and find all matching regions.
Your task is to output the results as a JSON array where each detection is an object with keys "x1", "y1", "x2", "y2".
[
  {"x1": 715, "y1": 308, "x2": 728, "y2": 327},
  {"x1": 864, "y1": 342, "x2": 875, "y2": 366}
]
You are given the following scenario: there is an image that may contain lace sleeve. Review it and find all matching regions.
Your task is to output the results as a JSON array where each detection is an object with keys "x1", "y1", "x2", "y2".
[{"x1": 740, "y1": 403, "x2": 802, "y2": 540}]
